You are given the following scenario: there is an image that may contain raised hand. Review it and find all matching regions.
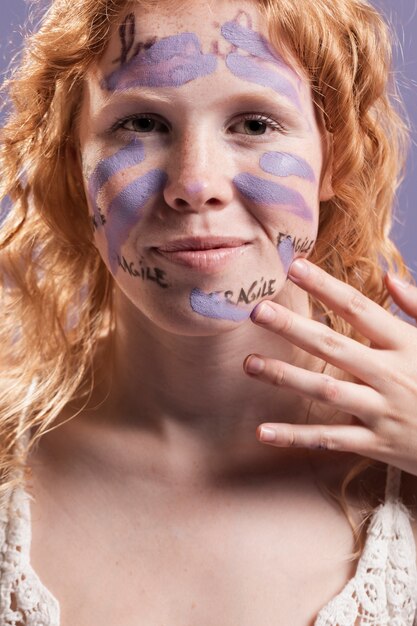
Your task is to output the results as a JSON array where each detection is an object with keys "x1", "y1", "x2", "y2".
[{"x1": 244, "y1": 258, "x2": 417, "y2": 476}]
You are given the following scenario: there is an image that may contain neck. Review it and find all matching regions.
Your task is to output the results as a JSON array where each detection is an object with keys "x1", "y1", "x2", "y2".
[{"x1": 82, "y1": 281, "x2": 328, "y2": 481}]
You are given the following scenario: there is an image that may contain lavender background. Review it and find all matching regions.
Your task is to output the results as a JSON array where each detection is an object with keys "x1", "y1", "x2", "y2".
[{"x1": 1, "y1": 0, "x2": 416, "y2": 274}]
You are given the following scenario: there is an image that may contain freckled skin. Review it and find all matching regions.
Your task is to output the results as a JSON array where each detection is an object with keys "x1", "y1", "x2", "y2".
[{"x1": 78, "y1": 1, "x2": 326, "y2": 333}]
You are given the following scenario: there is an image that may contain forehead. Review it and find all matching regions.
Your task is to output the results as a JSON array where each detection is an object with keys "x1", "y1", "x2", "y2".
[{"x1": 99, "y1": 0, "x2": 288, "y2": 73}]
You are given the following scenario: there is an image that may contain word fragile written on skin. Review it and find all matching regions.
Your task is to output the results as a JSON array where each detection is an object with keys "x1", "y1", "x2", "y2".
[
  {"x1": 117, "y1": 254, "x2": 169, "y2": 288},
  {"x1": 224, "y1": 276, "x2": 276, "y2": 305},
  {"x1": 190, "y1": 277, "x2": 276, "y2": 322},
  {"x1": 277, "y1": 232, "x2": 315, "y2": 254}
]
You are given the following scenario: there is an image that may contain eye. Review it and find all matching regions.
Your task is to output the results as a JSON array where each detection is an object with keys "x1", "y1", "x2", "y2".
[
  {"x1": 114, "y1": 114, "x2": 169, "y2": 134},
  {"x1": 230, "y1": 114, "x2": 285, "y2": 136}
]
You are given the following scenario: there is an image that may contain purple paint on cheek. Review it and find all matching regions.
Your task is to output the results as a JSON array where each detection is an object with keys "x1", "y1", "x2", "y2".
[
  {"x1": 233, "y1": 173, "x2": 313, "y2": 221},
  {"x1": 190, "y1": 288, "x2": 250, "y2": 322},
  {"x1": 88, "y1": 139, "x2": 145, "y2": 227},
  {"x1": 260, "y1": 152, "x2": 315, "y2": 182},
  {"x1": 278, "y1": 237, "x2": 295, "y2": 274},
  {"x1": 225, "y1": 54, "x2": 301, "y2": 110},
  {"x1": 104, "y1": 33, "x2": 217, "y2": 91},
  {"x1": 106, "y1": 169, "x2": 168, "y2": 273},
  {"x1": 221, "y1": 21, "x2": 287, "y2": 68}
]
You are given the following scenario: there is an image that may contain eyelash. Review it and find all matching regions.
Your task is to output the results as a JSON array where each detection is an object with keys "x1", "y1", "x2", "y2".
[
  {"x1": 110, "y1": 112, "x2": 287, "y2": 136},
  {"x1": 235, "y1": 113, "x2": 287, "y2": 135}
]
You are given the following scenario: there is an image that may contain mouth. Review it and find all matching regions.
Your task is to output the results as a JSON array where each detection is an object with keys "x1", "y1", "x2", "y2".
[{"x1": 152, "y1": 237, "x2": 250, "y2": 272}]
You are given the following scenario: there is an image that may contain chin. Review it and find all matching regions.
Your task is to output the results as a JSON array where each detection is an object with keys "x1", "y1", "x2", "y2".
[
  {"x1": 132, "y1": 294, "x2": 254, "y2": 337},
  {"x1": 113, "y1": 269, "x2": 287, "y2": 336}
]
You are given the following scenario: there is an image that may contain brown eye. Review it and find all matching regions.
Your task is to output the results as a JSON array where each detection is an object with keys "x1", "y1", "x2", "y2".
[
  {"x1": 243, "y1": 119, "x2": 267, "y2": 135},
  {"x1": 130, "y1": 117, "x2": 156, "y2": 132},
  {"x1": 229, "y1": 114, "x2": 284, "y2": 137},
  {"x1": 120, "y1": 116, "x2": 168, "y2": 133}
]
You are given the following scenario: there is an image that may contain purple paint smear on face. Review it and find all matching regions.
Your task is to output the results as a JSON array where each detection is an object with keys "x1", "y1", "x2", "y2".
[
  {"x1": 278, "y1": 237, "x2": 295, "y2": 274},
  {"x1": 104, "y1": 33, "x2": 217, "y2": 91},
  {"x1": 190, "y1": 288, "x2": 250, "y2": 322},
  {"x1": 88, "y1": 139, "x2": 145, "y2": 227},
  {"x1": 233, "y1": 173, "x2": 313, "y2": 221},
  {"x1": 106, "y1": 169, "x2": 168, "y2": 273},
  {"x1": 225, "y1": 54, "x2": 301, "y2": 110},
  {"x1": 260, "y1": 152, "x2": 315, "y2": 182},
  {"x1": 221, "y1": 21, "x2": 287, "y2": 68}
]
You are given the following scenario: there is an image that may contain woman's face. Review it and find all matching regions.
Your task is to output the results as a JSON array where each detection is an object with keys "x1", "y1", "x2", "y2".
[{"x1": 79, "y1": 0, "x2": 331, "y2": 334}]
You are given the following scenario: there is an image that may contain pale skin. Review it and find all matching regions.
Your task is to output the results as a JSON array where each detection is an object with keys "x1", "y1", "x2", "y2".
[
  {"x1": 247, "y1": 263, "x2": 417, "y2": 476},
  {"x1": 27, "y1": 1, "x2": 417, "y2": 624}
]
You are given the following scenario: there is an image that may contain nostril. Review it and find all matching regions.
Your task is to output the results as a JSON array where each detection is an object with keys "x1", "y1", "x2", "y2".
[
  {"x1": 206, "y1": 198, "x2": 223, "y2": 207},
  {"x1": 174, "y1": 198, "x2": 189, "y2": 208}
]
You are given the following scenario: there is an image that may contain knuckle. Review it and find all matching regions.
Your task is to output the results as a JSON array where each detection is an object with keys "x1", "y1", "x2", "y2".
[
  {"x1": 287, "y1": 431, "x2": 296, "y2": 446},
  {"x1": 342, "y1": 290, "x2": 367, "y2": 318},
  {"x1": 272, "y1": 364, "x2": 286, "y2": 387},
  {"x1": 381, "y1": 406, "x2": 405, "y2": 426},
  {"x1": 318, "y1": 329, "x2": 342, "y2": 357},
  {"x1": 317, "y1": 431, "x2": 336, "y2": 451},
  {"x1": 317, "y1": 376, "x2": 340, "y2": 404}
]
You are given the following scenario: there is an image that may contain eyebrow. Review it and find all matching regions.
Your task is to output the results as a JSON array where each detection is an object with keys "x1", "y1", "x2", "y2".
[
  {"x1": 98, "y1": 88, "x2": 174, "y2": 109},
  {"x1": 96, "y1": 88, "x2": 306, "y2": 123},
  {"x1": 214, "y1": 91, "x2": 305, "y2": 119}
]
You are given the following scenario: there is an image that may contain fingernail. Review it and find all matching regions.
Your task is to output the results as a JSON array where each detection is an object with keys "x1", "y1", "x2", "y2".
[
  {"x1": 245, "y1": 355, "x2": 265, "y2": 374},
  {"x1": 388, "y1": 272, "x2": 409, "y2": 289},
  {"x1": 251, "y1": 302, "x2": 275, "y2": 323},
  {"x1": 259, "y1": 426, "x2": 276, "y2": 442},
  {"x1": 289, "y1": 259, "x2": 309, "y2": 279}
]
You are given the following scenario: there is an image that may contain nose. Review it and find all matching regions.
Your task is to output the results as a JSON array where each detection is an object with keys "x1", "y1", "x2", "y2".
[{"x1": 163, "y1": 129, "x2": 234, "y2": 213}]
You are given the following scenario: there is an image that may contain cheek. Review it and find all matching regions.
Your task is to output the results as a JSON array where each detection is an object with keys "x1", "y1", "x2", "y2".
[
  {"x1": 232, "y1": 148, "x2": 319, "y2": 226},
  {"x1": 83, "y1": 140, "x2": 167, "y2": 274},
  {"x1": 259, "y1": 152, "x2": 316, "y2": 183},
  {"x1": 232, "y1": 149, "x2": 319, "y2": 273},
  {"x1": 233, "y1": 172, "x2": 314, "y2": 222}
]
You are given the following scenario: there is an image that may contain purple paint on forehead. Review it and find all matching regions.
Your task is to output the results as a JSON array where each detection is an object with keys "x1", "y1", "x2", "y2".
[
  {"x1": 225, "y1": 54, "x2": 301, "y2": 110},
  {"x1": 260, "y1": 152, "x2": 315, "y2": 182},
  {"x1": 233, "y1": 173, "x2": 313, "y2": 221},
  {"x1": 106, "y1": 168, "x2": 168, "y2": 273},
  {"x1": 190, "y1": 288, "x2": 250, "y2": 322},
  {"x1": 104, "y1": 33, "x2": 217, "y2": 91},
  {"x1": 278, "y1": 237, "x2": 295, "y2": 274},
  {"x1": 221, "y1": 21, "x2": 287, "y2": 68},
  {"x1": 88, "y1": 139, "x2": 145, "y2": 227}
]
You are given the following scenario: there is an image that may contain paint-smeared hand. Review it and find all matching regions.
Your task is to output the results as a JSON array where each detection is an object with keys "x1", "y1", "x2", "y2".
[{"x1": 243, "y1": 258, "x2": 417, "y2": 476}]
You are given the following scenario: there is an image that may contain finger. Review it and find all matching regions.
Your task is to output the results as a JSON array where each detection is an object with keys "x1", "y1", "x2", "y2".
[
  {"x1": 385, "y1": 273, "x2": 417, "y2": 321},
  {"x1": 244, "y1": 354, "x2": 385, "y2": 425},
  {"x1": 255, "y1": 422, "x2": 384, "y2": 460},
  {"x1": 287, "y1": 258, "x2": 403, "y2": 348},
  {"x1": 250, "y1": 300, "x2": 384, "y2": 387}
]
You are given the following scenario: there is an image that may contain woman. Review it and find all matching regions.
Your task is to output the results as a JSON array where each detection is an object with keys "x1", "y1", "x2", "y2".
[{"x1": 1, "y1": 0, "x2": 417, "y2": 623}]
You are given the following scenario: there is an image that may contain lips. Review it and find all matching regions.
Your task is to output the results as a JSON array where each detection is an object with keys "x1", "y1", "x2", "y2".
[
  {"x1": 152, "y1": 237, "x2": 250, "y2": 272},
  {"x1": 155, "y1": 237, "x2": 249, "y2": 252}
]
